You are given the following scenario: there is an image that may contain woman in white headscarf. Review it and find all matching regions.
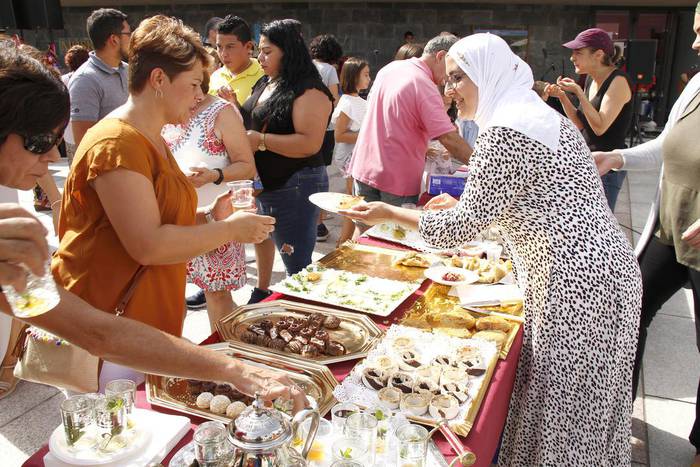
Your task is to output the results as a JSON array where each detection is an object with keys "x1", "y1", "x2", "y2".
[{"x1": 342, "y1": 34, "x2": 642, "y2": 466}]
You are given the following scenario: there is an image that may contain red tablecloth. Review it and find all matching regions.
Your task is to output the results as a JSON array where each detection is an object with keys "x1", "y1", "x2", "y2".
[{"x1": 23, "y1": 236, "x2": 521, "y2": 467}]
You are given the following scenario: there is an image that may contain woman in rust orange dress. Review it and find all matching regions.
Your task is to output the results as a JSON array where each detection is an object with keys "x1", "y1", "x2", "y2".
[{"x1": 53, "y1": 16, "x2": 275, "y2": 388}]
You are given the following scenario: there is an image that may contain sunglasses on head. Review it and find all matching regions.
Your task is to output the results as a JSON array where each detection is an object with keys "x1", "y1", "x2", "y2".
[{"x1": 21, "y1": 131, "x2": 64, "y2": 155}]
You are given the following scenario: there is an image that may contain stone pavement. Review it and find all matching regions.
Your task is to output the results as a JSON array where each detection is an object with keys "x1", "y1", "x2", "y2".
[{"x1": 0, "y1": 160, "x2": 696, "y2": 466}]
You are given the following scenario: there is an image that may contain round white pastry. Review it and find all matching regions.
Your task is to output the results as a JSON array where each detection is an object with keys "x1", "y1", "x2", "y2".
[
  {"x1": 392, "y1": 336, "x2": 414, "y2": 353},
  {"x1": 397, "y1": 350, "x2": 422, "y2": 371},
  {"x1": 377, "y1": 387, "x2": 402, "y2": 410},
  {"x1": 372, "y1": 355, "x2": 398, "y2": 373},
  {"x1": 210, "y1": 395, "x2": 232, "y2": 414},
  {"x1": 226, "y1": 401, "x2": 247, "y2": 419},
  {"x1": 415, "y1": 364, "x2": 442, "y2": 383},
  {"x1": 429, "y1": 394, "x2": 460, "y2": 419},
  {"x1": 400, "y1": 393, "x2": 429, "y2": 416},
  {"x1": 195, "y1": 392, "x2": 214, "y2": 409}
]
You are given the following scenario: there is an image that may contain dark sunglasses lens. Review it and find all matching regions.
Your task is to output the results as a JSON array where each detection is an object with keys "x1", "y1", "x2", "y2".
[{"x1": 25, "y1": 134, "x2": 58, "y2": 154}]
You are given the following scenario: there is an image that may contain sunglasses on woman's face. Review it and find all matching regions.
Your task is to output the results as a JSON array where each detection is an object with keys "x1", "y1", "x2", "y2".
[{"x1": 21, "y1": 131, "x2": 64, "y2": 155}]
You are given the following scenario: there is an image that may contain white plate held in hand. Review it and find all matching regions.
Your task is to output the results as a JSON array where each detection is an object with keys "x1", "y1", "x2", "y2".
[
  {"x1": 309, "y1": 192, "x2": 366, "y2": 214},
  {"x1": 425, "y1": 266, "x2": 479, "y2": 286}
]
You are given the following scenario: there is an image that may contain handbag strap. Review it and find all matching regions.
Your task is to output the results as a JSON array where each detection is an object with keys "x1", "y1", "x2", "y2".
[{"x1": 114, "y1": 266, "x2": 146, "y2": 316}]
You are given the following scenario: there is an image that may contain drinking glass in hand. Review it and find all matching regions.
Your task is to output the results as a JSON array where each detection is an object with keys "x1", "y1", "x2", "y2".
[
  {"x1": 5, "y1": 262, "x2": 60, "y2": 318},
  {"x1": 60, "y1": 395, "x2": 96, "y2": 451},
  {"x1": 227, "y1": 180, "x2": 255, "y2": 212}
]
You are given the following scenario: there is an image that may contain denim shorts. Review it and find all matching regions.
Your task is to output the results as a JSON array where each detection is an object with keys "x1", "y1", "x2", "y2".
[
  {"x1": 353, "y1": 180, "x2": 419, "y2": 207},
  {"x1": 256, "y1": 165, "x2": 329, "y2": 275}
]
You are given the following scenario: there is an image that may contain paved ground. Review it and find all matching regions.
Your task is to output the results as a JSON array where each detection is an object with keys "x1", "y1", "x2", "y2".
[{"x1": 0, "y1": 159, "x2": 696, "y2": 466}]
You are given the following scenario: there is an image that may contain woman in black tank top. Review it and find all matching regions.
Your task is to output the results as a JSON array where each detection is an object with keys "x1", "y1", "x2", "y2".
[
  {"x1": 239, "y1": 19, "x2": 333, "y2": 303},
  {"x1": 548, "y1": 28, "x2": 633, "y2": 211}
]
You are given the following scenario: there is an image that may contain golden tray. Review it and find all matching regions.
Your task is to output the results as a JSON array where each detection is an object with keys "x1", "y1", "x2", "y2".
[
  {"x1": 318, "y1": 240, "x2": 441, "y2": 282},
  {"x1": 216, "y1": 300, "x2": 384, "y2": 365},
  {"x1": 145, "y1": 342, "x2": 338, "y2": 423},
  {"x1": 345, "y1": 334, "x2": 499, "y2": 438},
  {"x1": 401, "y1": 283, "x2": 522, "y2": 360}
]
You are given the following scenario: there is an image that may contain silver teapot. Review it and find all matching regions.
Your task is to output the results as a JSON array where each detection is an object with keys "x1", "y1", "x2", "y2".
[{"x1": 227, "y1": 393, "x2": 320, "y2": 467}]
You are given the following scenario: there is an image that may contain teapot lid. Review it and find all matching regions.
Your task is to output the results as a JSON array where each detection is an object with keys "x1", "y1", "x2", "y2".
[{"x1": 228, "y1": 394, "x2": 291, "y2": 451}]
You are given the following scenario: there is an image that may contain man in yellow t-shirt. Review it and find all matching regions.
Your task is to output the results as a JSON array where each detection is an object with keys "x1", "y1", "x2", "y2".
[{"x1": 209, "y1": 15, "x2": 264, "y2": 107}]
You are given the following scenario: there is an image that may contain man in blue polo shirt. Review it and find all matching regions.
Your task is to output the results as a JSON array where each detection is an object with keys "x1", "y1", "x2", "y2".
[{"x1": 68, "y1": 8, "x2": 130, "y2": 147}]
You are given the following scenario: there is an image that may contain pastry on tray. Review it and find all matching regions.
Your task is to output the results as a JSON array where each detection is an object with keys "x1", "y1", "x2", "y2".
[{"x1": 394, "y1": 251, "x2": 432, "y2": 268}]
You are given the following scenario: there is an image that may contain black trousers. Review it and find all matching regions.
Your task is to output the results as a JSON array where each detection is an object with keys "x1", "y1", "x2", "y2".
[{"x1": 634, "y1": 236, "x2": 700, "y2": 450}]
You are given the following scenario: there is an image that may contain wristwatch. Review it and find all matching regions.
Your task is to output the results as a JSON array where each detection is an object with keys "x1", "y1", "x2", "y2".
[
  {"x1": 213, "y1": 168, "x2": 224, "y2": 185},
  {"x1": 258, "y1": 133, "x2": 267, "y2": 152}
]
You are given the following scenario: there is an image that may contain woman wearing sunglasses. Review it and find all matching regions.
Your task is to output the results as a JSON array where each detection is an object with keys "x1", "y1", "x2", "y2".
[{"x1": 0, "y1": 45, "x2": 307, "y2": 410}]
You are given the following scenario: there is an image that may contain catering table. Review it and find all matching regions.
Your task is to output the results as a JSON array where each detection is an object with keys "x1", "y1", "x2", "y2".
[{"x1": 24, "y1": 236, "x2": 522, "y2": 467}]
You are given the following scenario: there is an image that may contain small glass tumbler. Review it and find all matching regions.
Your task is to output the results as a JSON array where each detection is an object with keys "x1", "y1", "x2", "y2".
[
  {"x1": 343, "y1": 412, "x2": 378, "y2": 464},
  {"x1": 227, "y1": 180, "x2": 255, "y2": 211},
  {"x1": 395, "y1": 424, "x2": 429, "y2": 467},
  {"x1": 331, "y1": 437, "x2": 369, "y2": 463},
  {"x1": 5, "y1": 262, "x2": 60, "y2": 318},
  {"x1": 330, "y1": 461, "x2": 363, "y2": 467},
  {"x1": 105, "y1": 379, "x2": 137, "y2": 416},
  {"x1": 194, "y1": 421, "x2": 228, "y2": 467},
  {"x1": 94, "y1": 394, "x2": 129, "y2": 453},
  {"x1": 331, "y1": 402, "x2": 359, "y2": 434},
  {"x1": 60, "y1": 395, "x2": 96, "y2": 451}
]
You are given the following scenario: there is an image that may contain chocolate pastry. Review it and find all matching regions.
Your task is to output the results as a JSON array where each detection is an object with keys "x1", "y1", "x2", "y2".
[
  {"x1": 286, "y1": 341, "x2": 303, "y2": 354},
  {"x1": 241, "y1": 330, "x2": 258, "y2": 344},
  {"x1": 288, "y1": 323, "x2": 302, "y2": 335},
  {"x1": 293, "y1": 335, "x2": 309, "y2": 346},
  {"x1": 201, "y1": 381, "x2": 216, "y2": 393},
  {"x1": 325, "y1": 340, "x2": 346, "y2": 356},
  {"x1": 361, "y1": 367, "x2": 387, "y2": 390},
  {"x1": 433, "y1": 355, "x2": 457, "y2": 368},
  {"x1": 323, "y1": 315, "x2": 341, "y2": 330},
  {"x1": 258, "y1": 319, "x2": 274, "y2": 330},
  {"x1": 186, "y1": 379, "x2": 203, "y2": 395},
  {"x1": 388, "y1": 372, "x2": 414, "y2": 394},
  {"x1": 299, "y1": 327, "x2": 315, "y2": 339},
  {"x1": 229, "y1": 386, "x2": 246, "y2": 401},
  {"x1": 255, "y1": 334, "x2": 272, "y2": 348},
  {"x1": 279, "y1": 329, "x2": 294, "y2": 343},
  {"x1": 466, "y1": 367, "x2": 486, "y2": 377},
  {"x1": 301, "y1": 344, "x2": 319, "y2": 358},
  {"x1": 398, "y1": 350, "x2": 421, "y2": 370},
  {"x1": 269, "y1": 326, "x2": 280, "y2": 340},
  {"x1": 309, "y1": 337, "x2": 325, "y2": 351},
  {"x1": 314, "y1": 330, "x2": 330, "y2": 343},
  {"x1": 269, "y1": 338, "x2": 287, "y2": 351},
  {"x1": 308, "y1": 313, "x2": 325, "y2": 327},
  {"x1": 276, "y1": 319, "x2": 290, "y2": 330},
  {"x1": 215, "y1": 384, "x2": 232, "y2": 396},
  {"x1": 248, "y1": 324, "x2": 266, "y2": 336}
]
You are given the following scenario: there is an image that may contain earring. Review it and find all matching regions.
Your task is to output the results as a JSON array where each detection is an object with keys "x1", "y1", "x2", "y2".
[{"x1": 155, "y1": 88, "x2": 164, "y2": 99}]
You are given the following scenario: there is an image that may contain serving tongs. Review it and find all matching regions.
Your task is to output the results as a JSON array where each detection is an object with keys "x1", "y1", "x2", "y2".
[{"x1": 427, "y1": 418, "x2": 477, "y2": 466}]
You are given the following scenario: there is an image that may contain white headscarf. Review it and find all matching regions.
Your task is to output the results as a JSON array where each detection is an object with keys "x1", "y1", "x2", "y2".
[{"x1": 448, "y1": 33, "x2": 561, "y2": 153}]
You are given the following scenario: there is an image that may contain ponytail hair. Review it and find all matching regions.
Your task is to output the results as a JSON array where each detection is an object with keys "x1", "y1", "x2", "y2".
[{"x1": 602, "y1": 44, "x2": 623, "y2": 67}]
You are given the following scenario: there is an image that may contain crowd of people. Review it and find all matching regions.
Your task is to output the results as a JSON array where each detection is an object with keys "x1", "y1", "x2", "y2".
[{"x1": 0, "y1": 4, "x2": 698, "y2": 466}]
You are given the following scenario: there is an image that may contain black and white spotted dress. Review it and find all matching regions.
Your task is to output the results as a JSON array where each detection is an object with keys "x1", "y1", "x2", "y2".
[{"x1": 419, "y1": 117, "x2": 642, "y2": 466}]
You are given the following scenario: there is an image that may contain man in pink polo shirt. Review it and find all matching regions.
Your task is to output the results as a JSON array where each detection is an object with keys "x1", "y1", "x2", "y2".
[{"x1": 349, "y1": 34, "x2": 472, "y2": 219}]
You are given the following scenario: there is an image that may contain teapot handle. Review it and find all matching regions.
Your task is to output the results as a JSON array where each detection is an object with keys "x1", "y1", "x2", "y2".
[{"x1": 291, "y1": 408, "x2": 320, "y2": 460}]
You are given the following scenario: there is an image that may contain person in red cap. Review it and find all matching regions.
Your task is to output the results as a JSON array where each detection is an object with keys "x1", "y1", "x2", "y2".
[{"x1": 546, "y1": 27, "x2": 633, "y2": 211}]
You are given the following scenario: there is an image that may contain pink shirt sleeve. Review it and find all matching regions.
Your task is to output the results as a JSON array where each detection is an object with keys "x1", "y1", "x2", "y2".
[{"x1": 418, "y1": 92, "x2": 456, "y2": 140}]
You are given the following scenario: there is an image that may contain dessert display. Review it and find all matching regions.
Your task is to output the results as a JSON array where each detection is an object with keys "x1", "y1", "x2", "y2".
[
  {"x1": 334, "y1": 325, "x2": 498, "y2": 435},
  {"x1": 270, "y1": 264, "x2": 422, "y2": 316},
  {"x1": 239, "y1": 312, "x2": 348, "y2": 358},
  {"x1": 400, "y1": 284, "x2": 521, "y2": 358}
]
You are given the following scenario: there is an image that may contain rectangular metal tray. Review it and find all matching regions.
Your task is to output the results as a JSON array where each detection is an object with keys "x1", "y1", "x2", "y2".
[
  {"x1": 216, "y1": 300, "x2": 384, "y2": 365},
  {"x1": 401, "y1": 283, "x2": 521, "y2": 360},
  {"x1": 318, "y1": 241, "x2": 441, "y2": 283},
  {"x1": 145, "y1": 343, "x2": 338, "y2": 423}
]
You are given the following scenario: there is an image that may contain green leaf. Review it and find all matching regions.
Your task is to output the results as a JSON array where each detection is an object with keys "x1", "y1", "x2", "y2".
[{"x1": 340, "y1": 447, "x2": 353, "y2": 459}]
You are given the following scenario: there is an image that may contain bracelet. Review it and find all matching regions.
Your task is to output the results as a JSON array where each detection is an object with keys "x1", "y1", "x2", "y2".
[
  {"x1": 50, "y1": 200, "x2": 61, "y2": 210},
  {"x1": 213, "y1": 168, "x2": 224, "y2": 185}
]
